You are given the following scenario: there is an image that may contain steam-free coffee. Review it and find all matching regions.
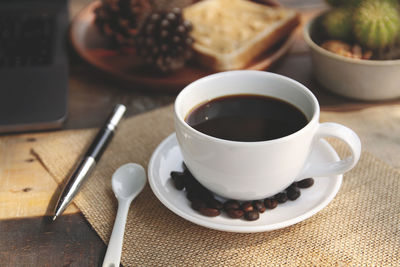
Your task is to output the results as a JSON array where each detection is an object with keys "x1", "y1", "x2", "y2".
[{"x1": 185, "y1": 94, "x2": 308, "y2": 142}]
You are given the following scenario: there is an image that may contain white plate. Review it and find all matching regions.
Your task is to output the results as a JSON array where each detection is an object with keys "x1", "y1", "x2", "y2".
[{"x1": 148, "y1": 133, "x2": 342, "y2": 233}]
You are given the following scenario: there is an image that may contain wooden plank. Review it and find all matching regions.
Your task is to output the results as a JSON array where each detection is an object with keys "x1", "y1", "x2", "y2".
[
  {"x1": 0, "y1": 133, "x2": 79, "y2": 219},
  {"x1": 0, "y1": 214, "x2": 105, "y2": 266}
]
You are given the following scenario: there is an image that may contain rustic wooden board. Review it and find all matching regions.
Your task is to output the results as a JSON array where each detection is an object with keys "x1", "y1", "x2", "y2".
[
  {"x1": 0, "y1": 133, "x2": 79, "y2": 219},
  {"x1": 0, "y1": 214, "x2": 105, "y2": 266}
]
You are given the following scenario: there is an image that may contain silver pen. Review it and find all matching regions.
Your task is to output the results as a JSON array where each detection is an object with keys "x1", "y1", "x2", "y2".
[{"x1": 52, "y1": 104, "x2": 126, "y2": 221}]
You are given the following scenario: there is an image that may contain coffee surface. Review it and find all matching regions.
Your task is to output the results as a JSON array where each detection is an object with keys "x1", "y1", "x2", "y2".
[{"x1": 185, "y1": 94, "x2": 308, "y2": 142}]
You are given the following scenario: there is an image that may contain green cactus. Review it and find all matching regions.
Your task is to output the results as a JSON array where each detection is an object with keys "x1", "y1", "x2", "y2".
[
  {"x1": 322, "y1": 8, "x2": 353, "y2": 42},
  {"x1": 354, "y1": 1, "x2": 400, "y2": 50}
]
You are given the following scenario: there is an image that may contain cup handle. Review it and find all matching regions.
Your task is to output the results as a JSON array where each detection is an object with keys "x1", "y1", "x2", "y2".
[{"x1": 297, "y1": 122, "x2": 361, "y2": 180}]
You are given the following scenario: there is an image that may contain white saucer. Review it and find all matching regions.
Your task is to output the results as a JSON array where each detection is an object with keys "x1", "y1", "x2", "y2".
[{"x1": 148, "y1": 133, "x2": 342, "y2": 233}]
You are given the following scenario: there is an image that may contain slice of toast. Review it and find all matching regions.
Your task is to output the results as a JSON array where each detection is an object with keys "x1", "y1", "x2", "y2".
[{"x1": 183, "y1": 0, "x2": 299, "y2": 71}]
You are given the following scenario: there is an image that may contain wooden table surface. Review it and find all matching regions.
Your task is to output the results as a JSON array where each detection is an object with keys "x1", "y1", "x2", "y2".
[{"x1": 1, "y1": 0, "x2": 400, "y2": 266}]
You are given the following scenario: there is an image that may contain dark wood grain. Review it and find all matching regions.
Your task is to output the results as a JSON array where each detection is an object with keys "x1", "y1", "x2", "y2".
[
  {"x1": 0, "y1": 214, "x2": 106, "y2": 267},
  {"x1": 66, "y1": 39, "x2": 176, "y2": 129}
]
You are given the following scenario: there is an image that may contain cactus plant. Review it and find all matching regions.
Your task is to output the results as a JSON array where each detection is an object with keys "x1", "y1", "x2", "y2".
[
  {"x1": 322, "y1": 8, "x2": 353, "y2": 42},
  {"x1": 353, "y1": 0, "x2": 400, "y2": 50}
]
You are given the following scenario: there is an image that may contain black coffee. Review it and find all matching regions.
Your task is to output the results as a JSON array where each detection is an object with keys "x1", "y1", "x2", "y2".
[{"x1": 185, "y1": 94, "x2": 308, "y2": 142}]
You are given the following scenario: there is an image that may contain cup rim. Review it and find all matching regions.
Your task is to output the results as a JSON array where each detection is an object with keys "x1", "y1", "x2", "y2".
[
  {"x1": 174, "y1": 70, "x2": 320, "y2": 145},
  {"x1": 303, "y1": 14, "x2": 400, "y2": 66}
]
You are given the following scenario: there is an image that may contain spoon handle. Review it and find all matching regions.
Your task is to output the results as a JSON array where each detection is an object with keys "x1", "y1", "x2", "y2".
[{"x1": 102, "y1": 200, "x2": 131, "y2": 267}]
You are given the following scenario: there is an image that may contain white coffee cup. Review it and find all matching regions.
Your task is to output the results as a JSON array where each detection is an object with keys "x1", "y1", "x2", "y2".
[{"x1": 174, "y1": 70, "x2": 361, "y2": 201}]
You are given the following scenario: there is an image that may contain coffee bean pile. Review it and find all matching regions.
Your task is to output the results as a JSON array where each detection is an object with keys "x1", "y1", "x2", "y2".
[{"x1": 170, "y1": 162, "x2": 314, "y2": 221}]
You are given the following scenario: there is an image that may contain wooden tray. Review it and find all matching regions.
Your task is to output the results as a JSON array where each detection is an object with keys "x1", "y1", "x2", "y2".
[{"x1": 70, "y1": 1, "x2": 297, "y2": 92}]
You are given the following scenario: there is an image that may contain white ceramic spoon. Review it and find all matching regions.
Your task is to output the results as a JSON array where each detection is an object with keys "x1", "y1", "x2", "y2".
[{"x1": 102, "y1": 163, "x2": 147, "y2": 267}]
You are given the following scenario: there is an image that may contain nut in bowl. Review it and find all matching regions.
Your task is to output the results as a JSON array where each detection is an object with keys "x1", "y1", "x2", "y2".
[{"x1": 304, "y1": 13, "x2": 400, "y2": 101}]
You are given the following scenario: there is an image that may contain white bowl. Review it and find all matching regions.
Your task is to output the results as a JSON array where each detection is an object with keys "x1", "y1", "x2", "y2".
[{"x1": 304, "y1": 15, "x2": 400, "y2": 101}]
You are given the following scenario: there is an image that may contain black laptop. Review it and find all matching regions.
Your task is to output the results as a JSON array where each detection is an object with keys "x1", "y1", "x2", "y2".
[{"x1": 0, "y1": 0, "x2": 69, "y2": 133}]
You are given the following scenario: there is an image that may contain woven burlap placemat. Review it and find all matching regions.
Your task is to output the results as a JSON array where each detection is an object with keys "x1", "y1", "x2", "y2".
[{"x1": 33, "y1": 105, "x2": 400, "y2": 266}]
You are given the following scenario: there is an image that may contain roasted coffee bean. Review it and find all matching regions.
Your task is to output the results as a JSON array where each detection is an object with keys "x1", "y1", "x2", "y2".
[
  {"x1": 287, "y1": 187, "x2": 301, "y2": 200},
  {"x1": 170, "y1": 171, "x2": 185, "y2": 179},
  {"x1": 297, "y1": 178, "x2": 314, "y2": 188},
  {"x1": 170, "y1": 171, "x2": 184, "y2": 177},
  {"x1": 185, "y1": 184, "x2": 214, "y2": 202},
  {"x1": 223, "y1": 200, "x2": 240, "y2": 210},
  {"x1": 275, "y1": 192, "x2": 288, "y2": 203},
  {"x1": 196, "y1": 188, "x2": 214, "y2": 202},
  {"x1": 241, "y1": 202, "x2": 254, "y2": 212},
  {"x1": 173, "y1": 177, "x2": 185, "y2": 190},
  {"x1": 170, "y1": 171, "x2": 186, "y2": 190},
  {"x1": 252, "y1": 200, "x2": 266, "y2": 213},
  {"x1": 191, "y1": 198, "x2": 206, "y2": 211},
  {"x1": 187, "y1": 193, "x2": 203, "y2": 203},
  {"x1": 264, "y1": 198, "x2": 278, "y2": 209},
  {"x1": 176, "y1": 163, "x2": 309, "y2": 220},
  {"x1": 244, "y1": 210, "x2": 259, "y2": 221},
  {"x1": 207, "y1": 198, "x2": 223, "y2": 210},
  {"x1": 226, "y1": 209, "x2": 244, "y2": 219},
  {"x1": 199, "y1": 207, "x2": 221, "y2": 217},
  {"x1": 186, "y1": 190, "x2": 199, "y2": 202},
  {"x1": 183, "y1": 175, "x2": 207, "y2": 189},
  {"x1": 183, "y1": 168, "x2": 191, "y2": 178},
  {"x1": 285, "y1": 183, "x2": 298, "y2": 191},
  {"x1": 182, "y1": 161, "x2": 188, "y2": 171},
  {"x1": 203, "y1": 190, "x2": 215, "y2": 201},
  {"x1": 182, "y1": 171, "x2": 198, "y2": 184},
  {"x1": 183, "y1": 177, "x2": 201, "y2": 191}
]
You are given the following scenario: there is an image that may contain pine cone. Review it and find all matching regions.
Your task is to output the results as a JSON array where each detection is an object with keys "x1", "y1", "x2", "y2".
[
  {"x1": 135, "y1": 8, "x2": 194, "y2": 72},
  {"x1": 94, "y1": 0, "x2": 152, "y2": 47}
]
